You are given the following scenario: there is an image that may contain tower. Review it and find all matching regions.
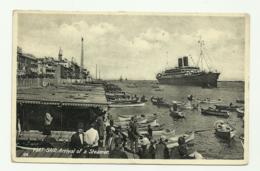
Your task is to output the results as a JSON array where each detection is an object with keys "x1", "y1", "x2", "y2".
[
  {"x1": 80, "y1": 37, "x2": 84, "y2": 68},
  {"x1": 58, "y1": 47, "x2": 63, "y2": 61},
  {"x1": 80, "y1": 37, "x2": 84, "y2": 79}
]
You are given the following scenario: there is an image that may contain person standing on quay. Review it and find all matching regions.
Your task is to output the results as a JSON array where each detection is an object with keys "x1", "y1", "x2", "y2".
[
  {"x1": 84, "y1": 123, "x2": 99, "y2": 158},
  {"x1": 155, "y1": 136, "x2": 170, "y2": 159},
  {"x1": 178, "y1": 136, "x2": 193, "y2": 159},
  {"x1": 96, "y1": 114, "x2": 105, "y2": 147},
  {"x1": 128, "y1": 117, "x2": 139, "y2": 153},
  {"x1": 70, "y1": 122, "x2": 85, "y2": 158},
  {"x1": 43, "y1": 112, "x2": 53, "y2": 135},
  {"x1": 147, "y1": 124, "x2": 153, "y2": 140},
  {"x1": 105, "y1": 119, "x2": 114, "y2": 146}
]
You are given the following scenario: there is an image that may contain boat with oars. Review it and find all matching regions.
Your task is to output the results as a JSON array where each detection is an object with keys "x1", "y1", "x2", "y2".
[
  {"x1": 215, "y1": 104, "x2": 242, "y2": 111},
  {"x1": 214, "y1": 120, "x2": 236, "y2": 140},
  {"x1": 151, "y1": 97, "x2": 170, "y2": 108},
  {"x1": 169, "y1": 106, "x2": 185, "y2": 119},
  {"x1": 201, "y1": 107, "x2": 230, "y2": 118}
]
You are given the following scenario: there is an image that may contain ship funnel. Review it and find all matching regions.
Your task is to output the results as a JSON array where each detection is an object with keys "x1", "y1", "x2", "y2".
[
  {"x1": 178, "y1": 58, "x2": 183, "y2": 67},
  {"x1": 183, "y1": 56, "x2": 189, "y2": 66}
]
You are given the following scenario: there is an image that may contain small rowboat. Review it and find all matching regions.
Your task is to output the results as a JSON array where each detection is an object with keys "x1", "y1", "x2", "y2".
[
  {"x1": 117, "y1": 113, "x2": 157, "y2": 121},
  {"x1": 138, "y1": 128, "x2": 173, "y2": 136},
  {"x1": 115, "y1": 117, "x2": 157, "y2": 126},
  {"x1": 166, "y1": 131, "x2": 195, "y2": 148},
  {"x1": 214, "y1": 120, "x2": 236, "y2": 140},
  {"x1": 109, "y1": 98, "x2": 138, "y2": 103},
  {"x1": 201, "y1": 108, "x2": 230, "y2": 118},
  {"x1": 109, "y1": 102, "x2": 145, "y2": 108},
  {"x1": 197, "y1": 98, "x2": 222, "y2": 104},
  {"x1": 236, "y1": 107, "x2": 244, "y2": 117},
  {"x1": 120, "y1": 125, "x2": 165, "y2": 136},
  {"x1": 170, "y1": 111, "x2": 185, "y2": 119},
  {"x1": 215, "y1": 104, "x2": 241, "y2": 111},
  {"x1": 138, "y1": 119, "x2": 160, "y2": 128},
  {"x1": 151, "y1": 97, "x2": 170, "y2": 107},
  {"x1": 115, "y1": 119, "x2": 161, "y2": 129},
  {"x1": 138, "y1": 125, "x2": 164, "y2": 132}
]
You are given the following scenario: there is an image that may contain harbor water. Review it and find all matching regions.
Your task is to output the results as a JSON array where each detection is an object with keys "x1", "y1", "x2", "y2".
[{"x1": 108, "y1": 81, "x2": 244, "y2": 159}]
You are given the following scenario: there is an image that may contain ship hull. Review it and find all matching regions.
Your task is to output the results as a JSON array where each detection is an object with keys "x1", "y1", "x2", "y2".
[{"x1": 157, "y1": 72, "x2": 220, "y2": 87}]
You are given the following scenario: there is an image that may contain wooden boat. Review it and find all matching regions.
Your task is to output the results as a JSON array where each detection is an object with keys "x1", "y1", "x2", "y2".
[
  {"x1": 115, "y1": 119, "x2": 162, "y2": 130},
  {"x1": 138, "y1": 127, "x2": 170, "y2": 135},
  {"x1": 197, "y1": 98, "x2": 222, "y2": 104},
  {"x1": 138, "y1": 124, "x2": 164, "y2": 132},
  {"x1": 120, "y1": 125, "x2": 165, "y2": 136},
  {"x1": 176, "y1": 101, "x2": 199, "y2": 110},
  {"x1": 109, "y1": 97, "x2": 139, "y2": 103},
  {"x1": 138, "y1": 119, "x2": 161, "y2": 128},
  {"x1": 157, "y1": 129, "x2": 176, "y2": 136},
  {"x1": 116, "y1": 117, "x2": 157, "y2": 126},
  {"x1": 118, "y1": 114, "x2": 157, "y2": 122},
  {"x1": 109, "y1": 102, "x2": 145, "y2": 108},
  {"x1": 138, "y1": 128, "x2": 176, "y2": 137},
  {"x1": 166, "y1": 131, "x2": 195, "y2": 148},
  {"x1": 201, "y1": 107, "x2": 230, "y2": 118},
  {"x1": 236, "y1": 107, "x2": 244, "y2": 117},
  {"x1": 151, "y1": 97, "x2": 170, "y2": 107},
  {"x1": 170, "y1": 110, "x2": 185, "y2": 119},
  {"x1": 118, "y1": 113, "x2": 157, "y2": 118},
  {"x1": 215, "y1": 104, "x2": 241, "y2": 111},
  {"x1": 105, "y1": 91, "x2": 126, "y2": 96},
  {"x1": 214, "y1": 120, "x2": 236, "y2": 140}
]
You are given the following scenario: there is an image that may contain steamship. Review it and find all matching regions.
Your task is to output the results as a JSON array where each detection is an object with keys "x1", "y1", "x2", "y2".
[{"x1": 156, "y1": 41, "x2": 220, "y2": 87}]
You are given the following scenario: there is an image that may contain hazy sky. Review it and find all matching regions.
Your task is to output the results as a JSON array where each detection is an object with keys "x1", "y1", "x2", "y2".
[{"x1": 17, "y1": 13, "x2": 246, "y2": 80}]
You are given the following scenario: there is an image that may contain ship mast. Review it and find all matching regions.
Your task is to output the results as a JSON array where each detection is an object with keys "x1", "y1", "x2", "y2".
[
  {"x1": 99, "y1": 68, "x2": 101, "y2": 80},
  {"x1": 95, "y1": 64, "x2": 97, "y2": 80},
  {"x1": 197, "y1": 38, "x2": 211, "y2": 71}
]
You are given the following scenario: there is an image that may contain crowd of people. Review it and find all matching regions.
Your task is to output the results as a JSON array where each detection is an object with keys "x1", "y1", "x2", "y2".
[{"x1": 68, "y1": 112, "x2": 192, "y2": 159}]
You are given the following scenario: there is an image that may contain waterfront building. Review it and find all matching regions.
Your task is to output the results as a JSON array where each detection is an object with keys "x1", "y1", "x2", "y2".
[{"x1": 17, "y1": 47, "x2": 38, "y2": 78}]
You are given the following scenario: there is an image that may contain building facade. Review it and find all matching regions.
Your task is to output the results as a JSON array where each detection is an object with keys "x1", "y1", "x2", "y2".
[{"x1": 17, "y1": 47, "x2": 90, "y2": 81}]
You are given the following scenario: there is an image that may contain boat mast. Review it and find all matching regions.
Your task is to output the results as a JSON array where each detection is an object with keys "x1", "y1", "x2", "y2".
[
  {"x1": 95, "y1": 64, "x2": 97, "y2": 80},
  {"x1": 99, "y1": 68, "x2": 101, "y2": 80},
  {"x1": 197, "y1": 38, "x2": 210, "y2": 71}
]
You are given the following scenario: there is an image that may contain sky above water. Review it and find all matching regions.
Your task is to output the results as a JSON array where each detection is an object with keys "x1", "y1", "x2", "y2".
[{"x1": 17, "y1": 13, "x2": 247, "y2": 81}]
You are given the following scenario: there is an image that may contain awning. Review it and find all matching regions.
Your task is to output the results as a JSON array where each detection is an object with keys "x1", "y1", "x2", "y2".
[
  {"x1": 17, "y1": 85, "x2": 108, "y2": 108},
  {"x1": 17, "y1": 99, "x2": 108, "y2": 107}
]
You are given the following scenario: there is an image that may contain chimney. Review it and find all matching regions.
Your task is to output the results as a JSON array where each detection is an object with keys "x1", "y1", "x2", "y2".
[
  {"x1": 58, "y1": 47, "x2": 63, "y2": 61},
  {"x1": 178, "y1": 58, "x2": 183, "y2": 67},
  {"x1": 183, "y1": 56, "x2": 189, "y2": 66}
]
